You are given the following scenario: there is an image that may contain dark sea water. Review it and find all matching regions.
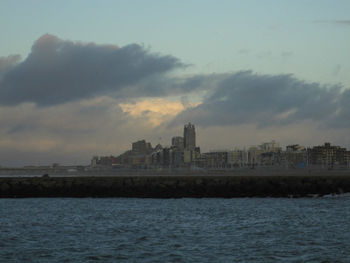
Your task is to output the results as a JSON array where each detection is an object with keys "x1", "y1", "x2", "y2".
[{"x1": 1, "y1": 197, "x2": 350, "y2": 263}]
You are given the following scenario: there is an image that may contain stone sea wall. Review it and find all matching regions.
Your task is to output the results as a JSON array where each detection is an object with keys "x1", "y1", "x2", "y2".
[{"x1": 1, "y1": 174, "x2": 350, "y2": 198}]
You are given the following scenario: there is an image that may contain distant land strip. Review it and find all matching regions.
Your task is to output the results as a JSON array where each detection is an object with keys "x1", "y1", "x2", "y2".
[{"x1": 1, "y1": 173, "x2": 350, "y2": 198}]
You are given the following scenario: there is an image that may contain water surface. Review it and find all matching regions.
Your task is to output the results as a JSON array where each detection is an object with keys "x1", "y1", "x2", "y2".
[{"x1": 1, "y1": 197, "x2": 350, "y2": 262}]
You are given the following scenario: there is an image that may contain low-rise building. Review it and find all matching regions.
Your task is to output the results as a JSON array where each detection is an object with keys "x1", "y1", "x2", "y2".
[
  {"x1": 284, "y1": 144, "x2": 307, "y2": 168},
  {"x1": 91, "y1": 155, "x2": 116, "y2": 167},
  {"x1": 204, "y1": 151, "x2": 229, "y2": 169},
  {"x1": 227, "y1": 149, "x2": 248, "y2": 167},
  {"x1": 307, "y1": 143, "x2": 350, "y2": 168}
]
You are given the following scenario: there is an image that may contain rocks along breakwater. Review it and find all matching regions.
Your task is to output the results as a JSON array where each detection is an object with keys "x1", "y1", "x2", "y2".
[{"x1": 1, "y1": 173, "x2": 350, "y2": 198}]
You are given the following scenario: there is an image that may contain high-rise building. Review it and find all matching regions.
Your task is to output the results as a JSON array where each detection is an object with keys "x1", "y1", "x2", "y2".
[{"x1": 184, "y1": 122, "x2": 196, "y2": 150}]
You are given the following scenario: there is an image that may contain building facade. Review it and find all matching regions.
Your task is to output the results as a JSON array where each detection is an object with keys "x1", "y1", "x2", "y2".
[
  {"x1": 307, "y1": 143, "x2": 350, "y2": 168},
  {"x1": 171, "y1": 136, "x2": 184, "y2": 150},
  {"x1": 184, "y1": 122, "x2": 196, "y2": 150}
]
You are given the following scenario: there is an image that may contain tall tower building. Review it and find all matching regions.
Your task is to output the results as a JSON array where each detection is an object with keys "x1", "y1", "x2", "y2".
[{"x1": 184, "y1": 122, "x2": 196, "y2": 150}]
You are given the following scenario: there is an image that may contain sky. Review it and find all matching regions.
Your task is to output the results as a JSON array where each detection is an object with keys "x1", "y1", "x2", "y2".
[{"x1": 0, "y1": 0, "x2": 349, "y2": 166}]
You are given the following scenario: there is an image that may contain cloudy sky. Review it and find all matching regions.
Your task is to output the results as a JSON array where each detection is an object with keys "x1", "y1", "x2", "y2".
[{"x1": 1, "y1": 0, "x2": 349, "y2": 166}]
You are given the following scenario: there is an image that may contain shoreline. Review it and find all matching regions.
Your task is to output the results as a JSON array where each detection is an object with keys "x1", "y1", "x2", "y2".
[{"x1": 1, "y1": 167, "x2": 349, "y2": 176}]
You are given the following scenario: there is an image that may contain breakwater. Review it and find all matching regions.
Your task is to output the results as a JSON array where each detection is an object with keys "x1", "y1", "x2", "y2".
[{"x1": 1, "y1": 173, "x2": 350, "y2": 198}]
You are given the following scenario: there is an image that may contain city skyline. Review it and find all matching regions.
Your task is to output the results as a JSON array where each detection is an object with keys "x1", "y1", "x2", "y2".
[
  {"x1": 0, "y1": 1, "x2": 349, "y2": 166},
  {"x1": 92, "y1": 123, "x2": 350, "y2": 170}
]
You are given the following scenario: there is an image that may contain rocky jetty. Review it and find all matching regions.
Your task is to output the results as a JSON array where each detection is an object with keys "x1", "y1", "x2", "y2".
[{"x1": 1, "y1": 174, "x2": 350, "y2": 198}]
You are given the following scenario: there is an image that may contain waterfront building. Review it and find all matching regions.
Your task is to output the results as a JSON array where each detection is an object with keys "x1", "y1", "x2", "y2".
[
  {"x1": 184, "y1": 149, "x2": 194, "y2": 164},
  {"x1": 91, "y1": 156, "x2": 99, "y2": 167},
  {"x1": 246, "y1": 141, "x2": 283, "y2": 167},
  {"x1": 307, "y1": 143, "x2": 350, "y2": 168},
  {"x1": 228, "y1": 149, "x2": 248, "y2": 167},
  {"x1": 114, "y1": 139, "x2": 154, "y2": 168},
  {"x1": 248, "y1": 146, "x2": 262, "y2": 167},
  {"x1": 171, "y1": 136, "x2": 184, "y2": 150},
  {"x1": 91, "y1": 155, "x2": 116, "y2": 167},
  {"x1": 194, "y1": 153, "x2": 207, "y2": 168},
  {"x1": 132, "y1": 140, "x2": 153, "y2": 154},
  {"x1": 184, "y1": 122, "x2": 196, "y2": 150},
  {"x1": 259, "y1": 140, "x2": 281, "y2": 153},
  {"x1": 259, "y1": 151, "x2": 283, "y2": 166},
  {"x1": 91, "y1": 123, "x2": 350, "y2": 171},
  {"x1": 204, "y1": 151, "x2": 229, "y2": 169},
  {"x1": 151, "y1": 144, "x2": 162, "y2": 166},
  {"x1": 284, "y1": 144, "x2": 307, "y2": 168},
  {"x1": 170, "y1": 149, "x2": 184, "y2": 167}
]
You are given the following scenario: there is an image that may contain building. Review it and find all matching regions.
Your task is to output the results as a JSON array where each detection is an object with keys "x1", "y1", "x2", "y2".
[
  {"x1": 90, "y1": 155, "x2": 116, "y2": 167},
  {"x1": 259, "y1": 140, "x2": 281, "y2": 153},
  {"x1": 151, "y1": 144, "x2": 172, "y2": 168},
  {"x1": 114, "y1": 139, "x2": 154, "y2": 168},
  {"x1": 184, "y1": 122, "x2": 196, "y2": 150},
  {"x1": 182, "y1": 123, "x2": 201, "y2": 166},
  {"x1": 307, "y1": 143, "x2": 350, "y2": 168},
  {"x1": 248, "y1": 141, "x2": 283, "y2": 167},
  {"x1": 227, "y1": 149, "x2": 248, "y2": 167},
  {"x1": 132, "y1": 140, "x2": 153, "y2": 154},
  {"x1": 184, "y1": 149, "x2": 196, "y2": 164},
  {"x1": 90, "y1": 123, "x2": 350, "y2": 171},
  {"x1": 204, "y1": 151, "x2": 228, "y2": 169},
  {"x1": 170, "y1": 137, "x2": 184, "y2": 167},
  {"x1": 284, "y1": 144, "x2": 307, "y2": 168},
  {"x1": 171, "y1": 136, "x2": 184, "y2": 150},
  {"x1": 170, "y1": 148, "x2": 184, "y2": 167},
  {"x1": 248, "y1": 146, "x2": 262, "y2": 167}
]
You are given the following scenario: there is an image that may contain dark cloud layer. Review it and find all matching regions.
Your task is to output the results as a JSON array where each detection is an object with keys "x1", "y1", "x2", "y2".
[
  {"x1": 328, "y1": 89, "x2": 350, "y2": 128},
  {"x1": 1, "y1": 34, "x2": 349, "y2": 131},
  {"x1": 313, "y1": 20, "x2": 350, "y2": 26},
  {"x1": 334, "y1": 20, "x2": 350, "y2": 25},
  {"x1": 0, "y1": 34, "x2": 184, "y2": 106},
  {"x1": 0, "y1": 55, "x2": 21, "y2": 76},
  {"x1": 171, "y1": 71, "x2": 349, "y2": 128}
]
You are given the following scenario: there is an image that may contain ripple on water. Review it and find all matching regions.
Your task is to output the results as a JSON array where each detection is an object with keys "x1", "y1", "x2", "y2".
[{"x1": 0, "y1": 197, "x2": 350, "y2": 262}]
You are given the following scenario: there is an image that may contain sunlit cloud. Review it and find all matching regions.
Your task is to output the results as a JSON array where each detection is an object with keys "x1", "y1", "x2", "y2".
[{"x1": 119, "y1": 98, "x2": 201, "y2": 127}]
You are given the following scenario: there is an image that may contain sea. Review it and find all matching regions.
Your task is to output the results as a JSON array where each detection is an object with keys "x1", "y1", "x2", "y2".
[{"x1": 1, "y1": 197, "x2": 350, "y2": 263}]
